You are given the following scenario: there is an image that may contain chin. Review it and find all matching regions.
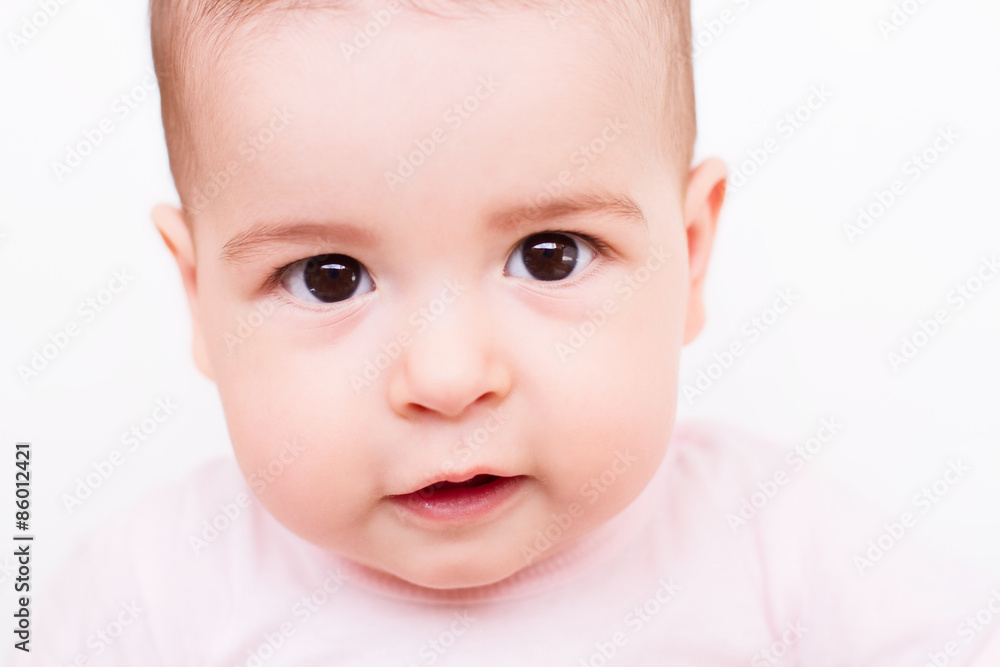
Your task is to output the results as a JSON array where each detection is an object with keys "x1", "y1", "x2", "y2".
[
  {"x1": 387, "y1": 545, "x2": 525, "y2": 591},
  {"x1": 397, "y1": 562, "x2": 519, "y2": 591}
]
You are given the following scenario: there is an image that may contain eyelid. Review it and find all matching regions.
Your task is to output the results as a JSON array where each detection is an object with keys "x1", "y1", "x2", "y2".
[
  {"x1": 270, "y1": 284, "x2": 375, "y2": 316},
  {"x1": 566, "y1": 230, "x2": 613, "y2": 258},
  {"x1": 541, "y1": 228, "x2": 617, "y2": 264}
]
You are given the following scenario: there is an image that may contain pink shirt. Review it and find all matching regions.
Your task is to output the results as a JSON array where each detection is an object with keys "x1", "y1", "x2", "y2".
[{"x1": 23, "y1": 421, "x2": 1000, "y2": 666}]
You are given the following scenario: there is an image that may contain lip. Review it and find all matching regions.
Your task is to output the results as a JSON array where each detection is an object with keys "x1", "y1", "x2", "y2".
[
  {"x1": 389, "y1": 474, "x2": 528, "y2": 524},
  {"x1": 399, "y1": 467, "x2": 515, "y2": 496}
]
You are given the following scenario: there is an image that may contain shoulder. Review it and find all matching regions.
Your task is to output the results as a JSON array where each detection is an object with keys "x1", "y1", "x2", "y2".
[
  {"x1": 53, "y1": 455, "x2": 249, "y2": 572},
  {"x1": 661, "y1": 418, "x2": 790, "y2": 505},
  {"x1": 662, "y1": 417, "x2": 863, "y2": 540},
  {"x1": 29, "y1": 457, "x2": 255, "y2": 664},
  {"x1": 661, "y1": 421, "x2": 998, "y2": 664},
  {"x1": 87, "y1": 456, "x2": 253, "y2": 562},
  {"x1": 56, "y1": 454, "x2": 251, "y2": 575},
  {"x1": 668, "y1": 418, "x2": 787, "y2": 466}
]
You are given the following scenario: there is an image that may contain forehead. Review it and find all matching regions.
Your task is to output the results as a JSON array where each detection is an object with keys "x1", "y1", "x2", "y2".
[{"x1": 190, "y1": 7, "x2": 662, "y2": 231}]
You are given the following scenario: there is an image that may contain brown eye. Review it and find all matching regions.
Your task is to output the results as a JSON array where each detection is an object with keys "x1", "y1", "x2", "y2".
[
  {"x1": 282, "y1": 254, "x2": 374, "y2": 304},
  {"x1": 507, "y1": 232, "x2": 594, "y2": 282}
]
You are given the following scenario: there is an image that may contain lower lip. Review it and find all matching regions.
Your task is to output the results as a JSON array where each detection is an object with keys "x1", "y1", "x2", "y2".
[{"x1": 391, "y1": 476, "x2": 527, "y2": 523}]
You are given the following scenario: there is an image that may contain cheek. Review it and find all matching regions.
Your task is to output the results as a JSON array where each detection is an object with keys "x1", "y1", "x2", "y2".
[
  {"x1": 219, "y1": 366, "x2": 379, "y2": 538},
  {"x1": 533, "y1": 267, "x2": 684, "y2": 506},
  {"x1": 201, "y1": 301, "x2": 380, "y2": 534}
]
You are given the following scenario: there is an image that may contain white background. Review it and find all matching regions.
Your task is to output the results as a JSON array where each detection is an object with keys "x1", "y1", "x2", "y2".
[{"x1": 1, "y1": 0, "x2": 999, "y2": 659}]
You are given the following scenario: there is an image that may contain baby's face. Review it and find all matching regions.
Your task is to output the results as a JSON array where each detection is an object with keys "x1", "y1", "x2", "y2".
[{"x1": 176, "y1": 7, "x2": 712, "y2": 588}]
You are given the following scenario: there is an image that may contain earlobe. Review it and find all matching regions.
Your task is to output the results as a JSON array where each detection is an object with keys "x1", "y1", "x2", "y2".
[
  {"x1": 681, "y1": 158, "x2": 728, "y2": 345},
  {"x1": 151, "y1": 204, "x2": 216, "y2": 382}
]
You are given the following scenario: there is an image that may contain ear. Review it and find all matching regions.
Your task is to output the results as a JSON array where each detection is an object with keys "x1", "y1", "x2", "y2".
[
  {"x1": 151, "y1": 203, "x2": 215, "y2": 381},
  {"x1": 681, "y1": 158, "x2": 727, "y2": 344}
]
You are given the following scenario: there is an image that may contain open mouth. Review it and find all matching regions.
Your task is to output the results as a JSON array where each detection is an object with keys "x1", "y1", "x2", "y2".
[
  {"x1": 416, "y1": 474, "x2": 501, "y2": 498},
  {"x1": 391, "y1": 474, "x2": 527, "y2": 522}
]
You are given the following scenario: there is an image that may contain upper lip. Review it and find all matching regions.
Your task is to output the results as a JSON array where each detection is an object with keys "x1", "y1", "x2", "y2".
[{"x1": 392, "y1": 468, "x2": 516, "y2": 497}]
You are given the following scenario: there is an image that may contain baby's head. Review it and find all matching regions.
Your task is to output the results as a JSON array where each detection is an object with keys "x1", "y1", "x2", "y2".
[{"x1": 149, "y1": 0, "x2": 726, "y2": 588}]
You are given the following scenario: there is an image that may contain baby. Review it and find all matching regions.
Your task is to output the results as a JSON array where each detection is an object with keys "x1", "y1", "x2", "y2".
[{"x1": 25, "y1": 0, "x2": 1000, "y2": 665}]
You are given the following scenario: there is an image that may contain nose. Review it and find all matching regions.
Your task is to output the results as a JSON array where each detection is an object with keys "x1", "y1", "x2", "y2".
[{"x1": 387, "y1": 290, "x2": 511, "y2": 420}]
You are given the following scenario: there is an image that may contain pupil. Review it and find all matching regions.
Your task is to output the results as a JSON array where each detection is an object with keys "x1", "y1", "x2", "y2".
[
  {"x1": 522, "y1": 233, "x2": 578, "y2": 281},
  {"x1": 304, "y1": 254, "x2": 359, "y2": 302}
]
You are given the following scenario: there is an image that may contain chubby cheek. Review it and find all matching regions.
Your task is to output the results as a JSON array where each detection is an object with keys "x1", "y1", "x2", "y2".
[
  {"x1": 200, "y1": 298, "x2": 381, "y2": 543},
  {"x1": 535, "y1": 262, "x2": 684, "y2": 526}
]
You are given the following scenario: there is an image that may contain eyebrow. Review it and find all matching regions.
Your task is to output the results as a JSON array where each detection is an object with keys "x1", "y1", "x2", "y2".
[
  {"x1": 221, "y1": 221, "x2": 381, "y2": 265},
  {"x1": 489, "y1": 190, "x2": 648, "y2": 234},
  {"x1": 220, "y1": 190, "x2": 647, "y2": 265}
]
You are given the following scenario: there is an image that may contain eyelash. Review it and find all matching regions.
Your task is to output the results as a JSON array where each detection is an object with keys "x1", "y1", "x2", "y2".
[
  {"x1": 555, "y1": 230, "x2": 613, "y2": 259},
  {"x1": 263, "y1": 229, "x2": 614, "y2": 301}
]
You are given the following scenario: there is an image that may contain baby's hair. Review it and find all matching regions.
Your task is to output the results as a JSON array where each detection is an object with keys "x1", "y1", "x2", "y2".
[{"x1": 149, "y1": 0, "x2": 696, "y2": 218}]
